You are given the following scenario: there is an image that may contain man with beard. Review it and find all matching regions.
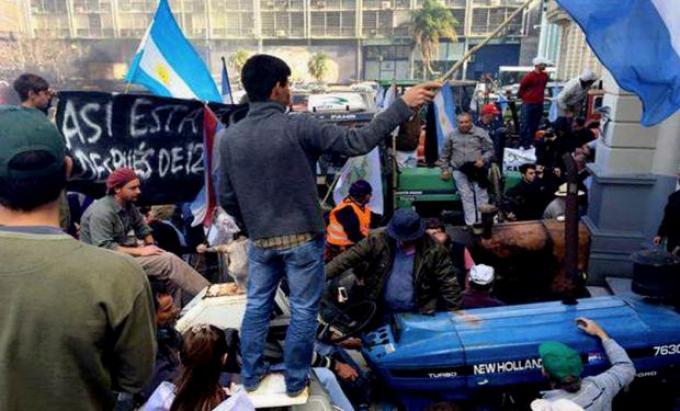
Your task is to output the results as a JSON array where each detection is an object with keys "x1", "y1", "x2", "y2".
[{"x1": 80, "y1": 167, "x2": 210, "y2": 301}]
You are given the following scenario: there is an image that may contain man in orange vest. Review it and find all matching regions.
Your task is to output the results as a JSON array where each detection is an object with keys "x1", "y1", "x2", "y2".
[{"x1": 325, "y1": 180, "x2": 381, "y2": 262}]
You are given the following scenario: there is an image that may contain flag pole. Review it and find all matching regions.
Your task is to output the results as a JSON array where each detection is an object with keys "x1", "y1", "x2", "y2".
[
  {"x1": 321, "y1": 172, "x2": 342, "y2": 207},
  {"x1": 392, "y1": 131, "x2": 398, "y2": 213},
  {"x1": 221, "y1": 56, "x2": 234, "y2": 104}
]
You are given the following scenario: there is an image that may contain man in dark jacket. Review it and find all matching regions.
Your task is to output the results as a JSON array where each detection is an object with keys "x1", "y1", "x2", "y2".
[
  {"x1": 326, "y1": 208, "x2": 462, "y2": 318},
  {"x1": 217, "y1": 54, "x2": 440, "y2": 396},
  {"x1": 654, "y1": 178, "x2": 680, "y2": 254},
  {"x1": 503, "y1": 163, "x2": 547, "y2": 221}
]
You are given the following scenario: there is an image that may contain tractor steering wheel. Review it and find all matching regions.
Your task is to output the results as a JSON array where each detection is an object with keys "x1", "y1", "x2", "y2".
[{"x1": 317, "y1": 300, "x2": 377, "y2": 344}]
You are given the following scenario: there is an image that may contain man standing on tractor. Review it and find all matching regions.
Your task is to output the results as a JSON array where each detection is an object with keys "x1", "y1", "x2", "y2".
[
  {"x1": 518, "y1": 57, "x2": 551, "y2": 150},
  {"x1": 440, "y1": 113, "x2": 495, "y2": 228},
  {"x1": 476, "y1": 103, "x2": 507, "y2": 167},
  {"x1": 555, "y1": 70, "x2": 599, "y2": 122},
  {"x1": 216, "y1": 53, "x2": 440, "y2": 397},
  {"x1": 325, "y1": 179, "x2": 381, "y2": 262}
]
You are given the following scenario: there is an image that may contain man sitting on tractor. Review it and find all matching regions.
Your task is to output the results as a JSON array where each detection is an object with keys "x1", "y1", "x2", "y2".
[
  {"x1": 326, "y1": 208, "x2": 462, "y2": 321},
  {"x1": 325, "y1": 180, "x2": 381, "y2": 263}
]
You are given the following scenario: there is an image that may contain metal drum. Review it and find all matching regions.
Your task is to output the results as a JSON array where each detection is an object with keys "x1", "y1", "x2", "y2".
[{"x1": 631, "y1": 249, "x2": 680, "y2": 299}]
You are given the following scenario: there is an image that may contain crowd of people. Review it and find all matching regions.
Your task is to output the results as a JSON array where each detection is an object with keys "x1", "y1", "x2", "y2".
[{"x1": 3, "y1": 53, "x2": 673, "y2": 411}]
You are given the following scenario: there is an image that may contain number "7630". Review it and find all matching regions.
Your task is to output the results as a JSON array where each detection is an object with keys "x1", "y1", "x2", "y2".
[{"x1": 654, "y1": 344, "x2": 680, "y2": 356}]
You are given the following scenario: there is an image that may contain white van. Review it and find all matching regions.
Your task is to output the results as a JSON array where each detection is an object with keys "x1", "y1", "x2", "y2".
[{"x1": 308, "y1": 92, "x2": 371, "y2": 113}]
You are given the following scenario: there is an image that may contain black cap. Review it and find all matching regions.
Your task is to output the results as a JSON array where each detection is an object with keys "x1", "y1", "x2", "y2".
[{"x1": 387, "y1": 208, "x2": 425, "y2": 242}]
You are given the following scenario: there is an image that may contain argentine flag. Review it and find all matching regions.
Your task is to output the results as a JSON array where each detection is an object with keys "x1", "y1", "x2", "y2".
[
  {"x1": 126, "y1": 0, "x2": 221, "y2": 102},
  {"x1": 557, "y1": 0, "x2": 680, "y2": 126},
  {"x1": 433, "y1": 82, "x2": 456, "y2": 154}
]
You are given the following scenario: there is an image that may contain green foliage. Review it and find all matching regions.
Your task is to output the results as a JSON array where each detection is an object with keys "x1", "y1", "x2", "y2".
[
  {"x1": 229, "y1": 49, "x2": 252, "y2": 75},
  {"x1": 411, "y1": 0, "x2": 458, "y2": 79},
  {"x1": 308, "y1": 52, "x2": 332, "y2": 82}
]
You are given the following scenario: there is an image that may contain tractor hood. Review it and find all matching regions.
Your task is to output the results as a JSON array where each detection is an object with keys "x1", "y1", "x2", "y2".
[{"x1": 363, "y1": 296, "x2": 680, "y2": 396}]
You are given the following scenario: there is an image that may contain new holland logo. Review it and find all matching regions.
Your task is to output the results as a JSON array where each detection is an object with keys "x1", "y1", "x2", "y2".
[{"x1": 473, "y1": 358, "x2": 543, "y2": 375}]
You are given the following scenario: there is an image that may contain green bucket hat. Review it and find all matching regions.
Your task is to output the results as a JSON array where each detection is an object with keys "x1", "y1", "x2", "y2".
[
  {"x1": 0, "y1": 106, "x2": 66, "y2": 181},
  {"x1": 539, "y1": 341, "x2": 584, "y2": 381}
]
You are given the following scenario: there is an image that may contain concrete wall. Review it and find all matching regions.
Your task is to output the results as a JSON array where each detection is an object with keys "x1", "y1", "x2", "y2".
[{"x1": 584, "y1": 70, "x2": 680, "y2": 284}]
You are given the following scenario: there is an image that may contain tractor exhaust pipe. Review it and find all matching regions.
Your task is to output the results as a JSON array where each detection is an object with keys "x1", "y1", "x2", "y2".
[{"x1": 562, "y1": 153, "x2": 579, "y2": 305}]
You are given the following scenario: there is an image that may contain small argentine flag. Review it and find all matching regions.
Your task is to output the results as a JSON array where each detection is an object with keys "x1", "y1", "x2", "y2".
[
  {"x1": 433, "y1": 82, "x2": 456, "y2": 154},
  {"x1": 126, "y1": 0, "x2": 221, "y2": 102}
]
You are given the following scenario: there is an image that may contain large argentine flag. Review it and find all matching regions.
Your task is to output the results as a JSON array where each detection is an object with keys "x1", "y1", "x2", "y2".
[
  {"x1": 126, "y1": 0, "x2": 221, "y2": 102},
  {"x1": 433, "y1": 82, "x2": 456, "y2": 153},
  {"x1": 556, "y1": 0, "x2": 680, "y2": 126}
]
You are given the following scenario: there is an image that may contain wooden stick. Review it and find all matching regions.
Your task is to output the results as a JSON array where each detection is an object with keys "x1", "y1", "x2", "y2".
[{"x1": 321, "y1": 172, "x2": 342, "y2": 207}]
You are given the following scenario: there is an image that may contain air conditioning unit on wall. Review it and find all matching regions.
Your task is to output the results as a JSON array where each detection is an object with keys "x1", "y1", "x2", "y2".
[{"x1": 381, "y1": 1, "x2": 391, "y2": 9}]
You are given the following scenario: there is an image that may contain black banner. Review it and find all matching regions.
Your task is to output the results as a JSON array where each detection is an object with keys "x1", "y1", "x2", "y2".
[{"x1": 55, "y1": 91, "x2": 247, "y2": 204}]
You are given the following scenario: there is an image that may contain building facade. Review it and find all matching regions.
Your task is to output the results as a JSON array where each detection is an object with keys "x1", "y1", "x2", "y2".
[
  {"x1": 0, "y1": 0, "x2": 531, "y2": 85},
  {"x1": 543, "y1": 0, "x2": 603, "y2": 80}
]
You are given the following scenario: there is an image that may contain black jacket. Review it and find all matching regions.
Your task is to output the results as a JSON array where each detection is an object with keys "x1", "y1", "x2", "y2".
[
  {"x1": 326, "y1": 228, "x2": 462, "y2": 314},
  {"x1": 504, "y1": 180, "x2": 547, "y2": 221},
  {"x1": 658, "y1": 190, "x2": 680, "y2": 251}
]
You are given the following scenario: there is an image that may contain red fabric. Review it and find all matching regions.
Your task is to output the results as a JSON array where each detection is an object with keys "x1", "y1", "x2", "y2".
[
  {"x1": 518, "y1": 71, "x2": 549, "y2": 104},
  {"x1": 201, "y1": 106, "x2": 219, "y2": 227},
  {"x1": 106, "y1": 167, "x2": 138, "y2": 190}
]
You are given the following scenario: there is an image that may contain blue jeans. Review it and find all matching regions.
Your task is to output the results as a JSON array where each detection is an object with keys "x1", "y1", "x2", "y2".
[
  {"x1": 240, "y1": 237, "x2": 325, "y2": 393},
  {"x1": 316, "y1": 342, "x2": 371, "y2": 408},
  {"x1": 314, "y1": 367, "x2": 355, "y2": 411},
  {"x1": 520, "y1": 102, "x2": 543, "y2": 148}
]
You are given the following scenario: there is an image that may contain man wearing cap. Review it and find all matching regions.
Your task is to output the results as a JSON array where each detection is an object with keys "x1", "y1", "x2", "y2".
[
  {"x1": 325, "y1": 179, "x2": 381, "y2": 262},
  {"x1": 476, "y1": 103, "x2": 506, "y2": 166},
  {"x1": 518, "y1": 57, "x2": 551, "y2": 150},
  {"x1": 537, "y1": 317, "x2": 635, "y2": 411},
  {"x1": 0, "y1": 107, "x2": 155, "y2": 410},
  {"x1": 461, "y1": 264, "x2": 504, "y2": 309},
  {"x1": 555, "y1": 70, "x2": 599, "y2": 121},
  {"x1": 543, "y1": 183, "x2": 586, "y2": 220},
  {"x1": 326, "y1": 208, "x2": 461, "y2": 318},
  {"x1": 80, "y1": 167, "x2": 210, "y2": 300}
]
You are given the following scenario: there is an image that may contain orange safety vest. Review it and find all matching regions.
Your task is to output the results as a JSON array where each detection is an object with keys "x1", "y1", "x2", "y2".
[{"x1": 326, "y1": 198, "x2": 372, "y2": 247}]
